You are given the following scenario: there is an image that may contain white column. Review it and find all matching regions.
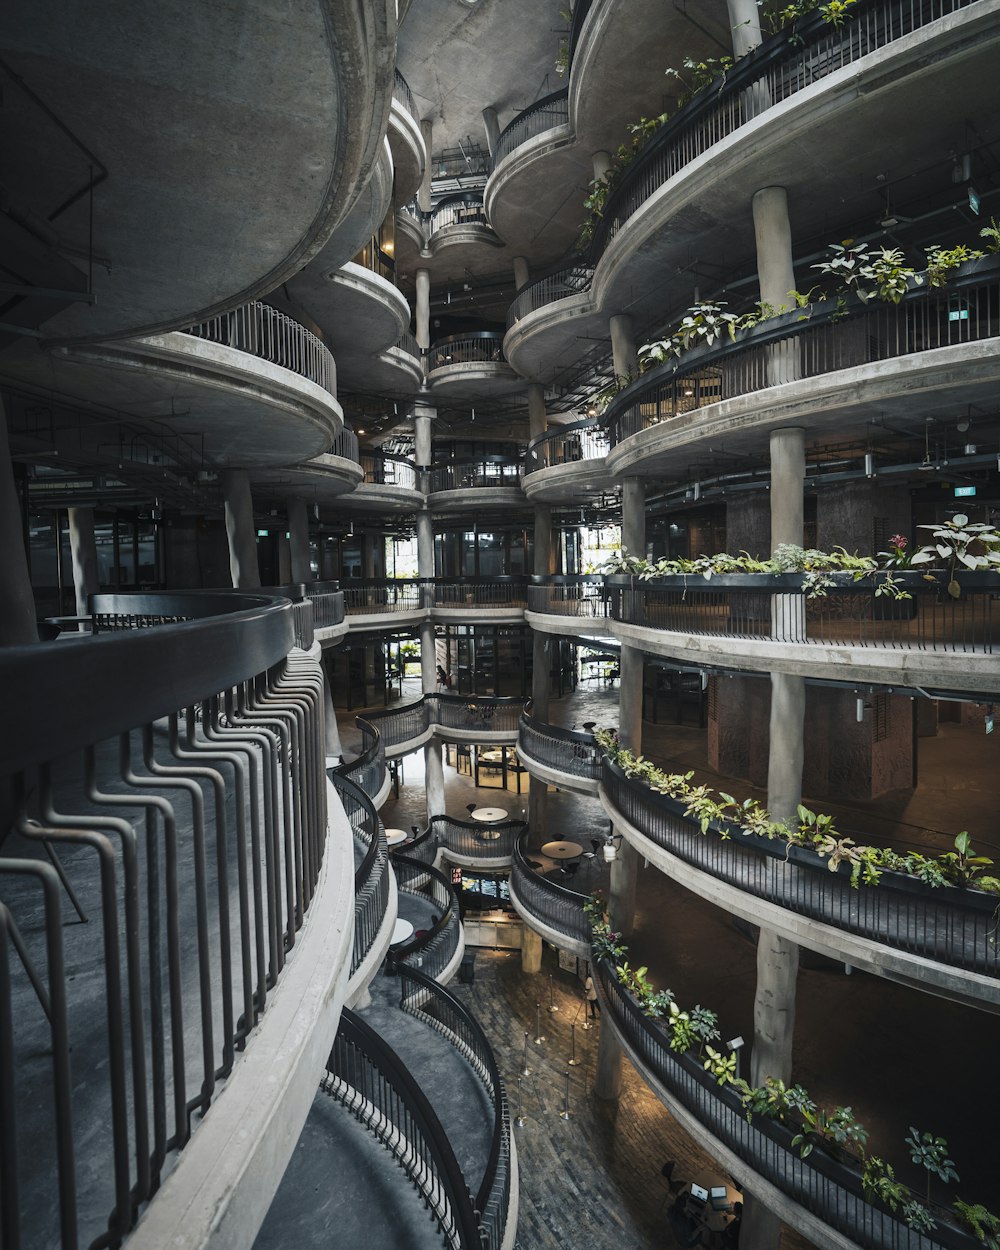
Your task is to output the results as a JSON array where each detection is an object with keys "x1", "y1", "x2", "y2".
[
  {"x1": 67, "y1": 506, "x2": 99, "y2": 618},
  {"x1": 222, "y1": 470, "x2": 261, "y2": 589},
  {"x1": 415, "y1": 267, "x2": 431, "y2": 379},
  {"x1": 727, "y1": 0, "x2": 763, "y2": 55},
  {"x1": 512, "y1": 256, "x2": 530, "y2": 292},
  {"x1": 752, "y1": 186, "x2": 798, "y2": 382},
  {"x1": 482, "y1": 105, "x2": 501, "y2": 158},
  {"x1": 610, "y1": 313, "x2": 638, "y2": 381},
  {"x1": 287, "y1": 497, "x2": 311, "y2": 584}
]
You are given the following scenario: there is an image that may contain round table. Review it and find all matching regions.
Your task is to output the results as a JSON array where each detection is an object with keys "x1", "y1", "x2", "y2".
[
  {"x1": 390, "y1": 918, "x2": 414, "y2": 945},
  {"x1": 542, "y1": 840, "x2": 583, "y2": 860},
  {"x1": 471, "y1": 807, "x2": 508, "y2": 823},
  {"x1": 680, "y1": 1174, "x2": 743, "y2": 1236},
  {"x1": 385, "y1": 828, "x2": 409, "y2": 846}
]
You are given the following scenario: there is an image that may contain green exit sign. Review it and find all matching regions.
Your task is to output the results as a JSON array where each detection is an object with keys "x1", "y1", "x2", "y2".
[{"x1": 954, "y1": 486, "x2": 977, "y2": 497}]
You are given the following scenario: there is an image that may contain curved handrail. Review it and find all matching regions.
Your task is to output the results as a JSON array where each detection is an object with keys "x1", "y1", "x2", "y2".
[
  {"x1": 395, "y1": 964, "x2": 511, "y2": 1250},
  {"x1": 361, "y1": 695, "x2": 528, "y2": 753},
  {"x1": 325, "y1": 1008, "x2": 483, "y2": 1248},
  {"x1": 392, "y1": 68, "x2": 418, "y2": 123},
  {"x1": 602, "y1": 757, "x2": 1000, "y2": 979},
  {"x1": 388, "y1": 854, "x2": 460, "y2": 980},
  {"x1": 595, "y1": 955, "x2": 980, "y2": 1250},
  {"x1": 429, "y1": 814, "x2": 525, "y2": 861},
  {"x1": 507, "y1": 260, "x2": 593, "y2": 328},
  {"x1": 427, "y1": 333, "x2": 507, "y2": 371},
  {"x1": 332, "y1": 716, "x2": 387, "y2": 802},
  {"x1": 183, "y1": 299, "x2": 337, "y2": 397},
  {"x1": 603, "y1": 256, "x2": 1000, "y2": 445},
  {"x1": 431, "y1": 579, "x2": 528, "y2": 607},
  {"x1": 428, "y1": 197, "x2": 488, "y2": 235},
  {"x1": 526, "y1": 575, "x2": 609, "y2": 620},
  {"x1": 393, "y1": 329, "x2": 422, "y2": 360},
  {"x1": 359, "y1": 451, "x2": 418, "y2": 490},
  {"x1": 341, "y1": 579, "x2": 423, "y2": 615},
  {"x1": 492, "y1": 88, "x2": 570, "y2": 168},
  {"x1": 510, "y1": 833, "x2": 590, "y2": 944},
  {"x1": 426, "y1": 460, "x2": 523, "y2": 492},
  {"x1": 330, "y1": 426, "x2": 360, "y2": 462},
  {"x1": 517, "y1": 711, "x2": 602, "y2": 780},
  {"x1": 525, "y1": 417, "x2": 609, "y2": 473},
  {"x1": 331, "y1": 771, "x2": 390, "y2": 976}
]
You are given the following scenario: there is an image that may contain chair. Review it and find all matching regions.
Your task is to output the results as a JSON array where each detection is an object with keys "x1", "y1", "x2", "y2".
[
  {"x1": 657, "y1": 1161, "x2": 686, "y2": 1214},
  {"x1": 559, "y1": 861, "x2": 580, "y2": 880},
  {"x1": 466, "y1": 803, "x2": 477, "y2": 816}
]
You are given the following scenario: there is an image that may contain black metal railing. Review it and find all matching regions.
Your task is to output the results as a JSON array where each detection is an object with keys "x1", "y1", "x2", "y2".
[
  {"x1": 330, "y1": 427, "x2": 361, "y2": 463},
  {"x1": 353, "y1": 236, "x2": 396, "y2": 282},
  {"x1": 507, "y1": 260, "x2": 594, "y2": 327},
  {"x1": 426, "y1": 459, "x2": 523, "y2": 492},
  {"x1": 527, "y1": 575, "x2": 609, "y2": 618},
  {"x1": 303, "y1": 583, "x2": 346, "y2": 630},
  {"x1": 0, "y1": 592, "x2": 328, "y2": 1250},
  {"x1": 427, "y1": 332, "x2": 508, "y2": 372},
  {"x1": 605, "y1": 260, "x2": 1000, "y2": 445},
  {"x1": 392, "y1": 69, "x2": 419, "y2": 124},
  {"x1": 342, "y1": 579, "x2": 423, "y2": 615},
  {"x1": 428, "y1": 815, "x2": 524, "y2": 862},
  {"x1": 360, "y1": 695, "x2": 527, "y2": 753},
  {"x1": 359, "y1": 452, "x2": 418, "y2": 490},
  {"x1": 390, "y1": 855, "x2": 461, "y2": 981},
  {"x1": 395, "y1": 965, "x2": 511, "y2": 1250},
  {"x1": 400, "y1": 825, "x2": 439, "y2": 866},
  {"x1": 393, "y1": 330, "x2": 422, "y2": 361},
  {"x1": 510, "y1": 834, "x2": 589, "y2": 944},
  {"x1": 517, "y1": 711, "x2": 602, "y2": 780},
  {"x1": 602, "y1": 758, "x2": 1000, "y2": 979},
  {"x1": 332, "y1": 716, "x2": 387, "y2": 802},
  {"x1": 428, "y1": 196, "x2": 488, "y2": 234},
  {"x1": 431, "y1": 578, "x2": 528, "y2": 608},
  {"x1": 183, "y1": 300, "x2": 337, "y2": 397},
  {"x1": 597, "y1": 956, "x2": 980, "y2": 1250},
  {"x1": 526, "y1": 418, "x2": 609, "y2": 473},
  {"x1": 606, "y1": 571, "x2": 997, "y2": 654},
  {"x1": 492, "y1": 88, "x2": 569, "y2": 168},
  {"x1": 332, "y1": 772, "x2": 390, "y2": 976},
  {"x1": 324, "y1": 1008, "x2": 483, "y2": 1248}
]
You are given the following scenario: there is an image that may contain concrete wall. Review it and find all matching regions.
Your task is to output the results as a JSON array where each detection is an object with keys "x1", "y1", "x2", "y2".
[{"x1": 815, "y1": 481, "x2": 910, "y2": 555}]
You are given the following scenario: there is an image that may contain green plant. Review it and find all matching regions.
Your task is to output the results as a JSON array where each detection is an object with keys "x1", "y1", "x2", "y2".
[
  {"x1": 664, "y1": 55, "x2": 734, "y2": 106},
  {"x1": 938, "y1": 831, "x2": 994, "y2": 887},
  {"x1": 703, "y1": 1045, "x2": 738, "y2": 1085},
  {"x1": 792, "y1": 1104, "x2": 869, "y2": 1160},
  {"x1": 925, "y1": 243, "x2": 985, "y2": 287},
  {"x1": 980, "y1": 217, "x2": 1000, "y2": 252},
  {"x1": 953, "y1": 1199, "x2": 1000, "y2": 1249},
  {"x1": 757, "y1": 0, "x2": 858, "y2": 32},
  {"x1": 739, "y1": 1076, "x2": 816, "y2": 1123},
  {"x1": 909, "y1": 513, "x2": 1000, "y2": 598},
  {"x1": 861, "y1": 1156, "x2": 908, "y2": 1212},
  {"x1": 902, "y1": 1201, "x2": 937, "y2": 1233},
  {"x1": 905, "y1": 1128, "x2": 960, "y2": 1204}
]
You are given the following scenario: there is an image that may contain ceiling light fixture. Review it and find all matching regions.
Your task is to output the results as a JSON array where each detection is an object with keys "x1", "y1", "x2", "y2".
[{"x1": 918, "y1": 419, "x2": 935, "y2": 471}]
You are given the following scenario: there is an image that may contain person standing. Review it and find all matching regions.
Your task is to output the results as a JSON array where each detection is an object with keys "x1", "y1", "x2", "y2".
[{"x1": 584, "y1": 972, "x2": 599, "y2": 1019}]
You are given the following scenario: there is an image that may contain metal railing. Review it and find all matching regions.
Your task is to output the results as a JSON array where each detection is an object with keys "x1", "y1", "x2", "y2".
[
  {"x1": 359, "y1": 453, "x2": 418, "y2": 490},
  {"x1": 183, "y1": 300, "x2": 337, "y2": 397},
  {"x1": 606, "y1": 572, "x2": 997, "y2": 654},
  {"x1": 332, "y1": 772, "x2": 390, "y2": 975},
  {"x1": 428, "y1": 814, "x2": 525, "y2": 862},
  {"x1": 360, "y1": 695, "x2": 527, "y2": 753},
  {"x1": 392, "y1": 69, "x2": 419, "y2": 123},
  {"x1": 324, "y1": 1008, "x2": 483, "y2": 1248},
  {"x1": 426, "y1": 459, "x2": 523, "y2": 492},
  {"x1": 342, "y1": 579, "x2": 423, "y2": 615},
  {"x1": 431, "y1": 578, "x2": 528, "y2": 608},
  {"x1": 396, "y1": 965, "x2": 511, "y2": 1250},
  {"x1": 527, "y1": 575, "x2": 609, "y2": 618},
  {"x1": 304, "y1": 583, "x2": 346, "y2": 630},
  {"x1": 492, "y1": 88, "x2": 569, "y2": 167},
  {"x1": 507, "y1": 262, "x2": 593, "y2": 328},
  {"x1": 393, "y1": 330, "x2": 422, "y2": 360},
  {"x1": 510, "y1": 834, "x2": 590, "y2": 944},
  {"x1": 517, "y1": 711, "x2": 602, "y2": 780},
  {"x1": 330, "y1": 427, "x2": 361, "y2": 463},
  {"x1": 605, "y1": 260, "x2": 1000, "y2": 444},
  {"x1": 597, "y1": 955, "x2": 980, "y2": 1250},
  {"x1": 332, "y1": 716, "x2": 387, "y2": 803},
  {"x1": 602, "y1": 758, "x2": 1000, "y2": 979},
  {"x1": 427, "y1": 332, "x2": 507, "y2": 372},
  {"x1": 390, "y1": 855, "x2": 461, "y2": 981},
  {"x1": 526, "y1": 418, "x2": 609, "y2": 473},
  {"x1": 0, "y1": 592, "x2": 327, "y2": 1250},
  {"x1": 428, "y1": 196, "x2": 488, "y2": 234},
  {"x1": 353, "y1": 236, "x2": 396, "y2": 282}
]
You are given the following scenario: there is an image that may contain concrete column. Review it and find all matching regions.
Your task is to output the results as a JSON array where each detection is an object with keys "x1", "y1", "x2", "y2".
[
  {"x1": 594, "y1": 1017, "x2": 624, "y2": 1100},
  {"x1": 610, "y1": 313, "x2": 638, "y2": 382},
  {"x1": 67, "y1": 506, "x2": 99, "y2": 618},
  {"x1": 727, "y1": 0, "x2": 763, "y2": 55},
  {"x1": 322, "y1": 663, "x2": 343, "y2": 761},
  {"x1": 287, "y1": 497, "x2": 311, "y2": 584},
  {"x1": 529, "y1": 502, "x2": 554, "y2": 833},
  {"x1": 222, "y1": 470, "x2": 261, "y2": 589},
  {"x1": 418, "y1": 120, "x2": 434, "y2": 213},
  {"x1": 770, "y1": 427, "x2": 804, "y2": 549},
  {"x1": 416, "y1": 267, "x2": 431, "y2": 379},
  {"x1": 424, "y1": 741, "x2": 446, "y2": 821},
  {"x1": 592, "y1": 150, "x2": 612, "y2": 182},
  {"x1": 527, "y1": 384, "x2": 547, "y2": 442},
  {"x1": 521, "y1": 924, "x2": 542, "y2": 974},
  {"x1": 513, "y1": 255, "x2": 530, "y2": 292},
  {"x1": 752, "y1": 187, "x2": 797, "y2": 383},
  {"x1": 482, "y1": 106, "x2": 501, "y2": 158},
  {"x1": 0, "y1": 402, "x2": 37, "y2": 645},
  {"x1": 621, "y1": 476, "x2": 645, "y2": 560}
]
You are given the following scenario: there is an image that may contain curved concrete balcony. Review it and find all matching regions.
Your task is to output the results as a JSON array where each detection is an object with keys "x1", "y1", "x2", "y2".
[
  {"x1": 389, "y1": 854, "x2": 465, "y2": 986},
  {"x1": 367, "y1": 330, "x2": 425, "y2": 394},
  {"x1": 426, "y1": 332, "x2": 522, "y2": 400},
  {"x1": 387, "y1": 70, "x2": 427, "y2": 205},
  {"x1": 604, "y1": 260, "x2": 1000, "y2": 479},
  {"x1": 595, "y1": 954, "x2": 982, "y2": 1250},
  {"x1": 516, "y1": 711, "x2": 601, "y2": 796},
  {"x1": 426, "y1": 457, "x2": 528, "y2": 512},
  {"x1": 429, "y1": 578, "x2": 528, "y2": 624},
  {"x1": 508, "y1": 834, "x2": 590, "y2": 959},
  {"x1": 505, "y1": 2, "x2": 999, "y2": 381},
  {"x1": 6, "y1": 301, "x2": 345, "y2": 472},
  {"x1": 301, "y1": 136, "x2": 397, "y2": 279},
  {"x1": 347, "y1": 453, "x2": 423, "y2": 513},
  {"x1": 249, "y1": 429, "x2": 363, "y2": 507},
  {"x1": 428, "y1": 814, "x2": 526, "y2": 872},
  {"x1": 395, "y1": 197, "x2": 506, "y2": 284},
  {"x1": 526, "y1": 573, "x2": 1000, "y2": 695},
  {"x1": 0, "y1": 593, "x2": 354, "y2": 1250},
  {"x1": 523, "y1": 420, "x2": 612, "y2": 502},
  {"x1": 600, "y1": 757, "x2": 1000, "y2": 1014},
  {"x1": 341, "y1": 578, "x2": 425, "y2": 631},
  {"x1": 333, "y1": 718, "x2": 391, "y2": 810},
  {"x1": 361, "y1": 694, "x2": 527, "y2": 758},
  {"x1": 4, "y1": 0, "x2": 395, "y2": 344},
  {"x1": 303, "y1": 583, "x2": 348, "y2": 645}
]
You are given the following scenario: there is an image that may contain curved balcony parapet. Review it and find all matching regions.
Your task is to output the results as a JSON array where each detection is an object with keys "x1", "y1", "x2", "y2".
[
  {"x1": 430, "y1": 578, "x2": 528, "y2": 612},
  {"x1": 392, "y1": 69, "x2": 418, "y2": 125},
  {"x1": 506, "y1": 262, "x2": 593, "y2": 329},
  {"x1": 389, "y1": 854, "x2": 463, "y2": 983},
  {"x1": 526, "y1": 575, "x2": 610, "y2": 621},
  {"x1": 303, "y1": 583, "x2": 346, "y2": 634},
  {"x1": 426, "y1": 457, "x2": 524, "y2": 492},
  {"x1": 361, "y1": 694, "x2": 527, "y2": 757},
  {"x1": 526, "y1": 418, "x2": 608, "y2": 474},
  {"x1": 428, "y1": 195, "x2": 489, "y2": 235},
  {"x1": 603, "y1": 257, "x2": 1000, "y2": 450},
  {"x1": 600, "y1": 757, "x2": 1000, "y2": 1012},
  {"x1": 394, "y1": 965, "x2": 513, "y2": 1250},
  {"x1": 509, "y1": 834, "x2": 590, "y2": 954},
  {"x1": 330, "y1": 427, "x2": 361, "y2": 463},
  {"x1": 359, "y1": 452, "x2": 418, "y2": 490},
  {"x1": 341, "y1": 579, "x2": 424, "y2": 624},
  {"x1": 492, "y1": 88, "x2": 570, "y2": 169},
  {"x1": 332, "y1": 772, "x2": 391, "y2": 978},
  {"x1": 0, "y1": 591, "x2": 350, "y2": 1250},
  {"x1": 395, "y1": 330, "x2": 422, "y2": 361},
  {"x1": 427, "y1": 331, "x2": 507, "y2": 371},
  {"x1": 516, "y1": 711, "x2": 602, "y2": 794},
  {"x1": 183, "y1": 299, "x2": 337, "y2": 398},
  {"x1": 331, "y1": 716, "x2": 388, "y2": 807},
  {"x1": 429, "y1": 814, "x2": 525, "y2": 867},
  {"x1": 596, "y1": 955, "x2": 982, "y2": 1250}
]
